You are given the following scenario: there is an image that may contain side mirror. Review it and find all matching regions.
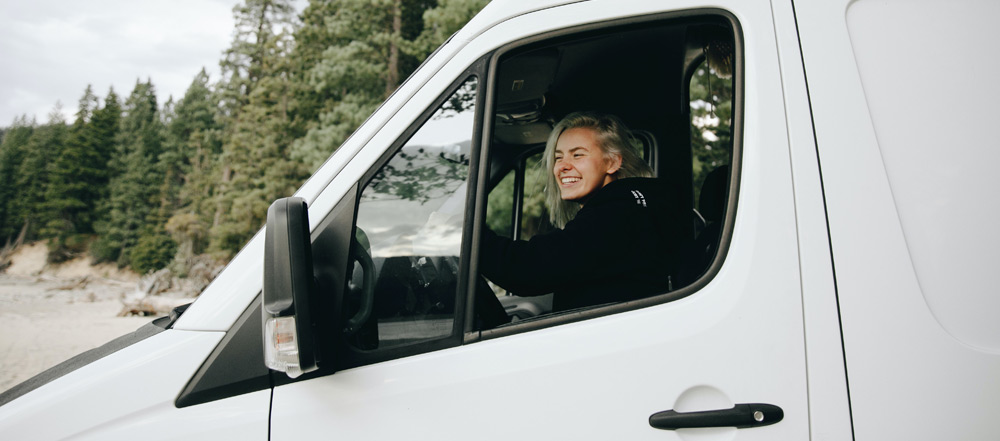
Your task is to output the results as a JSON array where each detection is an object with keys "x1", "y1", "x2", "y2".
[{"x1": 262, "y1": 197, "x2": 318, "y2": 378}]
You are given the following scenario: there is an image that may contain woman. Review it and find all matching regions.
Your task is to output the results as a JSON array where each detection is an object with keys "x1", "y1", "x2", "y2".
[{"x1": 481, "y1": 111, "x2": 682, "y2": 315}]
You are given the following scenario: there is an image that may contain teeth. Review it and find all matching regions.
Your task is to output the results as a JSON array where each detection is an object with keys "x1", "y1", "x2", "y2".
[{"x1": 561, "y1": 177, "x2": 580, "y2": 184}]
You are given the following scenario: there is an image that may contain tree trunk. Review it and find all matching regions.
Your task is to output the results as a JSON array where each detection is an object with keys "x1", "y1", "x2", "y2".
[
  {"x1": 386, "y1": 0, "x2": 402, "y2": 97},
  {"x1": 213, "y1": 164, "x2": 232, "y2": 227}
]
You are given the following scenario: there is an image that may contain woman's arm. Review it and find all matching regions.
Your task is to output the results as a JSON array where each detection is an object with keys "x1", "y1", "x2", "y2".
[{"x1": 479, "y1": 189, "x2": 647, "y2": 295}]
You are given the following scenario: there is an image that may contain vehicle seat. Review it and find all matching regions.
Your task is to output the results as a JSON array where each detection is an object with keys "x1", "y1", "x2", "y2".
[
  {"x1": 680, "y1": 165, "x2": 729, "y2": 284},
  {"x1": 630, "y1": 129, "x2": 658, "y2": 175}
]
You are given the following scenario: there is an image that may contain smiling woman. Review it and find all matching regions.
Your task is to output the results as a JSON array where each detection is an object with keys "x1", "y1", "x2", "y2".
[
  {"x1": 544, "y1": 112, "x2": 653, "y2": 227},
  {"x1": 553, "y1": 128, "x2": 619, "y2": 203},
  {"x1": 480, "y1": 111, "x2": 679, "y2": 315}
]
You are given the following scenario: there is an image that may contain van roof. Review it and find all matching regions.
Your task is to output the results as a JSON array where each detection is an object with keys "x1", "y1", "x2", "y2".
[{"x1": 455, "y1": 0, "x2": 585, "y2": 43}]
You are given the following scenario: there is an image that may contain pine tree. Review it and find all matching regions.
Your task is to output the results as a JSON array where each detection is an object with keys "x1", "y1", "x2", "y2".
[
  {"x1": 92, "y1": 80, "x2": 169, "y2": 270},
  {"x1": 289, "y1": 0, "x2": 404, "y2": 170},
  {"x1": 156, "y1": 95, "x2": 181, "y2": 225},
  {"x1": 289, "y1": 0, "x2": 483, "y2": 172},
  {"x1": 18, "y1": 107, "x2": 70, "y2": 256},
  {"x1": 209, "y1": 0, "x2": 304, "y2": 258},
  {"x1": 90, "y1": 88, "x2": 123, "y2": 199},
  {"x1": 412, "y1": 0, "x2": 489, "y2": 57},
  {"x1": 216, "y1": 0, "x2": 298, "y2": 115},
  {"x1": 42, "y1": 86, "x2": 111, "y2": 260},
  {"x1": 162, "y1": 69, "x2": 222, "y2": 268},
  {"x1": 0, "y1": 115, "x2": 35, "y2": 244},
  {"x1": 15, "y1": 120, "x2": 52, "y2": 243}
]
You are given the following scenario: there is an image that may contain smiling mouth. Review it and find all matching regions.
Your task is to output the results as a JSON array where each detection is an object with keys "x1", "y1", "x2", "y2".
[{"x1": 560, "y1": 177, "x2": 580, "y2": 185}]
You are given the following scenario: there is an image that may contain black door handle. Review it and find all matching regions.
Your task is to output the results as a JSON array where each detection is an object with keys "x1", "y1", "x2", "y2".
[{"x1": 649, "y1": 403, "x2": 783, "y2": 430}]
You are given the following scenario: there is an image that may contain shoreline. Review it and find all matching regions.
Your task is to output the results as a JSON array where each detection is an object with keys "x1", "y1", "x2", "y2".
[{"x1": 0, "y1": 243, "x2": 150, "y2": 392}]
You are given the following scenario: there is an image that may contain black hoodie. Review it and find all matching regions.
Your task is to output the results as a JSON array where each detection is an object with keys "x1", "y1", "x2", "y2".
[{"x1": 481, "y1": 177, "x2": 684, "y2": 312}]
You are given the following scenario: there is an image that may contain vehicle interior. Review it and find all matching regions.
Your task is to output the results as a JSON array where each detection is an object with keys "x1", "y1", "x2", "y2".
[{"x1": 482, "y1": 14, "x2": 736, "y2": 323}]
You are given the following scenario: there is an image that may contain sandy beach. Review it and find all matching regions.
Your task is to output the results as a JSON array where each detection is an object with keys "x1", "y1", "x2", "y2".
[{"x1": 0, "y1": 243, "x2": 151, "y2": 392}]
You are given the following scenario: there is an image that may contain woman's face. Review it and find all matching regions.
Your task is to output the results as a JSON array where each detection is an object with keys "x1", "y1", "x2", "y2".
[{"x1": 553, "y1": 127, "x2": 621, "y2": 203}]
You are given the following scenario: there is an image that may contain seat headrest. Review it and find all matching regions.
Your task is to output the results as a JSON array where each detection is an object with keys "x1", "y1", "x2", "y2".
[{"x1": 698, "y1": 165, "x2": 729, "y2": 222}]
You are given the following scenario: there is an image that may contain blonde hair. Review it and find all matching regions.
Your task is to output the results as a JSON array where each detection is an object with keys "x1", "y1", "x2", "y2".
[{"x1": 543, "y1": 112, "x2": 653, "y2": 228}]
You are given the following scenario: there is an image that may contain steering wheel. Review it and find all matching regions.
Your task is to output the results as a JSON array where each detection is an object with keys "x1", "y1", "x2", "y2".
[
  {"x1": 343, "y1": 235, "x2": 376, "y2": 335},
  {"x1": 476, "y1": 276, "x2": 511, "y2": 329}
]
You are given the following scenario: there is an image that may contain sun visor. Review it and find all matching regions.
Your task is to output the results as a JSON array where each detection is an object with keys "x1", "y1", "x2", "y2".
[
  {"x1": 496, "y1": 48, "x2": 559, "y2": 106},
  {"x1": 494, "y1": 121, "x2": 552, "y2": 145},
  {"x1": 494, "y1": 48, "x2": 559, "y2": 145}
]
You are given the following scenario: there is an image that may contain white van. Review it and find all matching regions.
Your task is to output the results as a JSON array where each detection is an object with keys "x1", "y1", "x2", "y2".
[{"x1": 2, "y1": 0, "x2": 998, "y2": 439}]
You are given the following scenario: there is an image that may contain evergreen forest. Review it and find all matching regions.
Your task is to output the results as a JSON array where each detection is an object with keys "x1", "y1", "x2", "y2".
[{"x1": 0, "y1": 0, "x2": 489, "y2": 275}]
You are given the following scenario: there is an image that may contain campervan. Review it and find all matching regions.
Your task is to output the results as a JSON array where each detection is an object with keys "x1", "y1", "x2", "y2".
[{"x1": 2, "y1": 0, "x2": 998, "y2": 439}]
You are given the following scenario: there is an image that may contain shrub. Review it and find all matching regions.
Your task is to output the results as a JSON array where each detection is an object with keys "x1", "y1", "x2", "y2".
[{"x1": 130, "y1": 233, "x2": 177, "y2": 274}]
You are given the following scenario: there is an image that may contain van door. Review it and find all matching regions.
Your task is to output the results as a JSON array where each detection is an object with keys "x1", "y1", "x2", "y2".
[
  {"x1": 795, "y1": 0, "x2": 1000, "y2": 439},
  {"x1": 270, "y1": 1, "x2": 814, "y2": 439}
]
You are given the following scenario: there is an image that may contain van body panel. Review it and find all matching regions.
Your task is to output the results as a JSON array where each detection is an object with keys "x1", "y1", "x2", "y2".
[
  {"x1": 843, "y1": 0, "x2": 1000, "y2": 350},
  {"x1": 0, "y1": 331, "x2": 264, "y2": 440},
  {"x1": 270, "y1": 0, "x2": 812, "y2": 439},
  {"x1": 59, "y1": 390, "x2": 270, "y2": 441},
  {"x1": 451, "y1": 0, "x2": 580, "y2": 44},
  {"x1": 768, "y1": 0, "x2": 854, "y2": 439},
  {"x1": 795, "y1": 0, "x2": 1000, "y2": 439}
]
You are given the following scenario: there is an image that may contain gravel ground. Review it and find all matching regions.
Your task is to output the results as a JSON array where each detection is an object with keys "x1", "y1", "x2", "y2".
[{"x1": 0, "y1": 243, "x2": 151, "y2": 393}]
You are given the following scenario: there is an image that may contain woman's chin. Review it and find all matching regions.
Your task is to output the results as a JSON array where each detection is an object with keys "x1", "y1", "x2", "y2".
[{"x1": 559, "y1": 193, "x2": 583, "y2": 203}]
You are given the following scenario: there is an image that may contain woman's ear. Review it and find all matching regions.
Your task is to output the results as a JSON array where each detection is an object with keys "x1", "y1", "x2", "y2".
[{"x1": 607, "y1": 153, "x2": 623, "y2": 175}]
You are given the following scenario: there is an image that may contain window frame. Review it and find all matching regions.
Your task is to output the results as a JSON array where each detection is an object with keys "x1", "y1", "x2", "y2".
[
  {"x1": 486, "y1": 144, "x2": 548, "y2": 241},
  {"x1": 468, "y1": 9, "x2": 745, "y2": 342},
  {"x1": 332, "y1": 61, "x2": 488, "y2": 369}
]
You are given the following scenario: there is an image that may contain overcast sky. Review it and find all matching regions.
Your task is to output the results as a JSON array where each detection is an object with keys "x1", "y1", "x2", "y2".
[{"x1": 0, "y1": 0, "x2": 306, "y2": 127}]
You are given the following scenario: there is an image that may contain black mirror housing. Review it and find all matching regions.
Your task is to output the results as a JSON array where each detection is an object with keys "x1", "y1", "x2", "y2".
[{"x1": 263, "y1": 197, "x2": 318, "y2": 377}]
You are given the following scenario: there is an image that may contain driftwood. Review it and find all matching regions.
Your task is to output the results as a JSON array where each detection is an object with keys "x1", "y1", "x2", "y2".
[
  {"x1": 117, "y1": 258, "x2": 223, "y2": 317},
  {"x1": 118, "y1": 269, "x2": 193, "y2": 317},
  {"x1": 118, "y1": 295, "x2": 191, "y2": 317},
  {"x1": 52, "y1": 275, "x2": 92, "y2": 291}
]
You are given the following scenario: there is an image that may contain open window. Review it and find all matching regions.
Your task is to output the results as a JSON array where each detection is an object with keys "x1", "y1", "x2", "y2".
[
  {"x1": 345, "y1": 77, "x2": 479, "y2": 351},
  {"x1": 306, "y1": 75, "x2": 483, "y2": 371},
  {"x1": 478, "y1": 13, "x2": 738, "y2": 332}
]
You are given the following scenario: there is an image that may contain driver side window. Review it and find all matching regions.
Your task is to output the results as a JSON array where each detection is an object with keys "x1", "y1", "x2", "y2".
[{"x1": 345, "y1": 77, "x2": 478, "y2": 351}]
